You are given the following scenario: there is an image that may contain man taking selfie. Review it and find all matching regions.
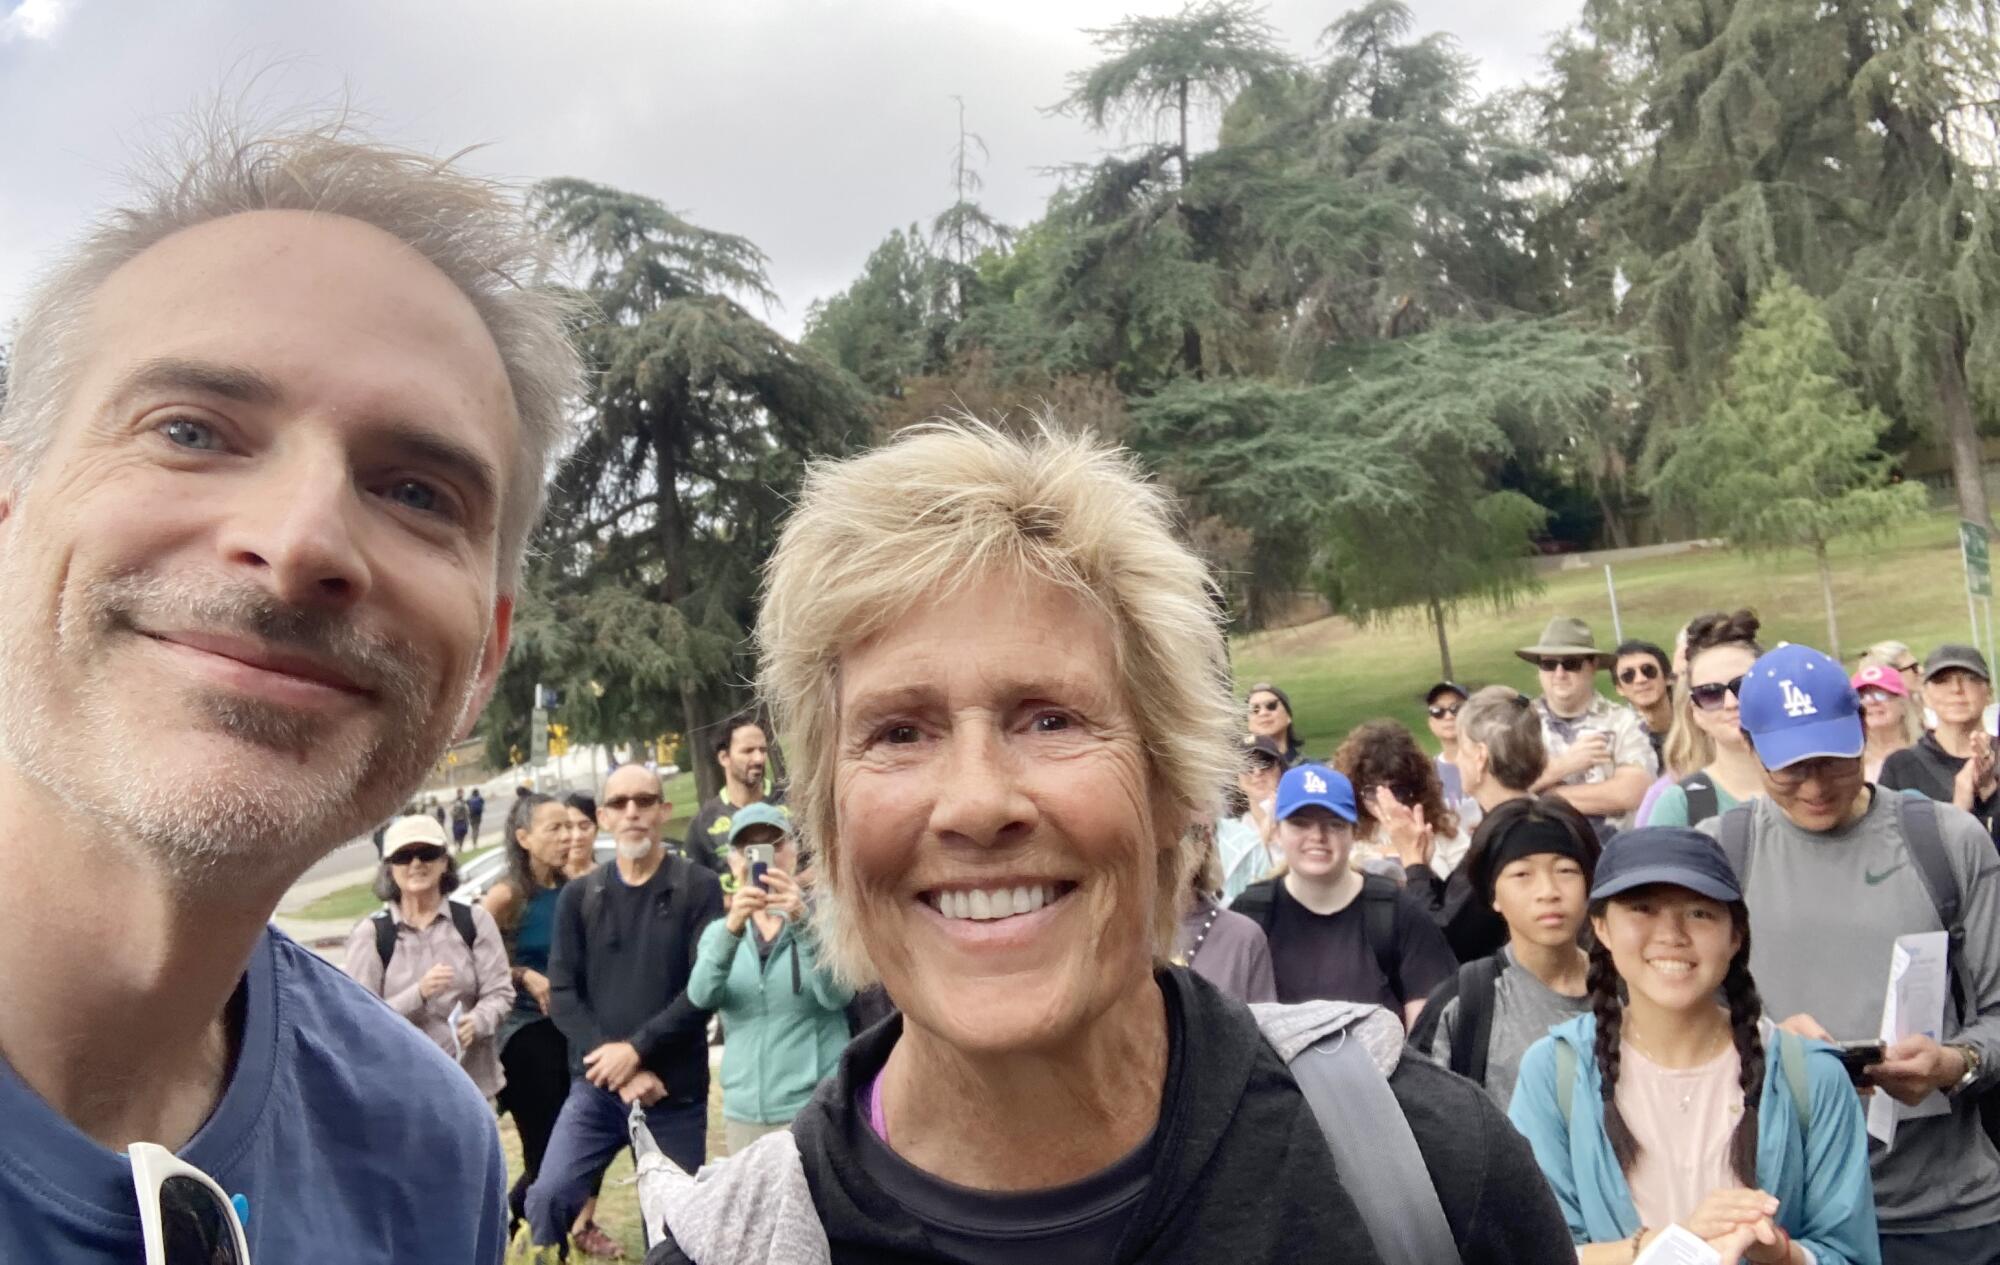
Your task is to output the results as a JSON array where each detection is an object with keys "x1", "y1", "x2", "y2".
[{"x1": 0, "y1": 114, "x2": 582, "y2": 1259}]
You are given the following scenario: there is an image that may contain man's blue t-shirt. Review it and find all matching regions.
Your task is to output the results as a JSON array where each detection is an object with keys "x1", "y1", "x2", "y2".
[{"x1": 0, "y1": 926, "x2": 506, "y2": 1262}]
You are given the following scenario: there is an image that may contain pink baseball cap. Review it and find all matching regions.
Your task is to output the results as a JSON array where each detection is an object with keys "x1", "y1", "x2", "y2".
[{"x1": 1851, "y1": 664, "x2": 1909, "y2": 697}]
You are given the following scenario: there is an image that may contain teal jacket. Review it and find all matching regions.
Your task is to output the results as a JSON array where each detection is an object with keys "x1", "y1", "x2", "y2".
[
  {"x1": 688, "y1": 916, "x2": 854, "y2": 1125},
  {"x1": 1509, "y1": 1013, "x2": 1879, "y2": 1265}
]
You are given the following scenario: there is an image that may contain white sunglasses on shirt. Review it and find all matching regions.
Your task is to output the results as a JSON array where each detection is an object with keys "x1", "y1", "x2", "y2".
[{"x1": 129, "y1": 1142, "x2": 252, "y2": 1265}]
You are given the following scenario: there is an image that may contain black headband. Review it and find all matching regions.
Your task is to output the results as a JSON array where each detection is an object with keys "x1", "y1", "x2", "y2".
[{"x1": 1479, "y1": 818, "x2": 1594, "y2": 899}]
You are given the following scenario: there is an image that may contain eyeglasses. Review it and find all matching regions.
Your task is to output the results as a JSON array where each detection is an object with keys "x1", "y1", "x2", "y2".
[
  {"x1": 604, "y1": 792, "x2": 664, "y2": 813},
  {"x1": 1689, "y1": 675, "x2": 1747, "y2": 711},
  {"x1": 1617, "y1": 663, "x2": 1662, "y2": 685},
  {"x1": 130, "y1": 1141, "x2": 251, "y2": 1265},
  {"x1": 1766, "y1": 755, "x2": 1861, "y2": 790},
  {"x1": 388, "y1": 844, "x2": 447, "y2": 866},
  {"x1": 1538, "y1": 657, "x2": 1593, "y2": 674},
  {"x1": 1427, "y1": 704, "x2": 1461, "y2": 719}
]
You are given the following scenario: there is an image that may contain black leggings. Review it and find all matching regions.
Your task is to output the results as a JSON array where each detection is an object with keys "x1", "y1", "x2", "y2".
[{"x1": 497, "y1": 1018, "x2": 604, "y2": 1212}]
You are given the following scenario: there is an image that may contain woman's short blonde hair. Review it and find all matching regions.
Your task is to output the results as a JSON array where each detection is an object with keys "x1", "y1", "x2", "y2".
[{"x1": 757, "y1": 419, "x2": 1239, "y2": 987}]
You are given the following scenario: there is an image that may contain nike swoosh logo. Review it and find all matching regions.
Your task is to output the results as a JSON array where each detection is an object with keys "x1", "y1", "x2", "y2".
[{"x1": 1865, "y1": 859, "x2": 1910, "y2": 886}]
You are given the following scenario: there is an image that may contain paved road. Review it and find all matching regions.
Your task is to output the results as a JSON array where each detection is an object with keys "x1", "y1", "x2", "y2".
[{"x1": 301, "y1": 835, "x2": 378, "y2": 883}]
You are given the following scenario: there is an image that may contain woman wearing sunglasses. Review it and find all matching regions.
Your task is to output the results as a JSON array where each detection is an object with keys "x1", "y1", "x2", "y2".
[
  {"x1": 1647, "y1": 611, "x2": 1765, "y2": 829},
  {"x1": 1851, "y1": 664, "x2": 1924, "y2": 782},
  {"x1": 343, "y1": 816, "x2": 514, "y2": 1100},
  {"x1": 1244, "y1": 681, "x2": 1305, "y2": 767},
  {"x1": 1508, "y1": 827, "x2": 1878, "y2": 1264}
]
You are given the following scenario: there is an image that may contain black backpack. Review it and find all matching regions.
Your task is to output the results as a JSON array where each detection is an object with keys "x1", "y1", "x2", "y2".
[
  {"x1": 1679, "y1": 772, "x2": 1720, "y2": 827},
  {"x1": 1410, "y1": 955, "x2": 1505, "y2": 1083},
  {"x1": 372, "y1": 902, "x2": 477, "y2": 970},
  {"x1": 1234, "y1": 873, "x2": 1408, "y2": 1001}
]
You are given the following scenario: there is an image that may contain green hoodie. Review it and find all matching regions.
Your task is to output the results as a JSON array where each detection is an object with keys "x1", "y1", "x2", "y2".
[{"x1": 688, "y1": 915, "x2": 855, "y2": 1125}]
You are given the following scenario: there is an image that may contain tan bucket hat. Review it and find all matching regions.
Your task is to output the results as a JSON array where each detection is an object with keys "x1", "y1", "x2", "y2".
[{"x1": 1514, "y1": 616, "x2": 1614, "y2": 668}]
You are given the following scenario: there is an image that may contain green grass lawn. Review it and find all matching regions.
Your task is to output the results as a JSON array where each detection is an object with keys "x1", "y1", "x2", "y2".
[{"x1": 1233, "y1": 511, "x2": 1986, "y2": 758}]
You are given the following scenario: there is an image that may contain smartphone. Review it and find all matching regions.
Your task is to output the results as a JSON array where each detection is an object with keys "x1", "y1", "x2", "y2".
[
  {"x1": 744, "y1": 843, "x2": 775, "y2": 890},
  {"x1": 1837, "y1": 1040, "x2": 1884, "y2": 1086}
]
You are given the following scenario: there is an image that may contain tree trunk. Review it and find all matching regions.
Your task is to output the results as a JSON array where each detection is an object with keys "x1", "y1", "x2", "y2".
[
  {"x1": 1939, "y1": 336, "x2": 1992, "y2": 531},
  {"x1": 1177, "y1": 77, "x2": 1190, "y2": 187},
  {"x1": 1428, "y1": 594, "x2": 1454, "y2": 682},
  {"x1": 681, "y1": 676, "x2": 714, "y2": 805},
  {"x1": 1815, "y1": 541, "x2": 1841, "y2": 660}
]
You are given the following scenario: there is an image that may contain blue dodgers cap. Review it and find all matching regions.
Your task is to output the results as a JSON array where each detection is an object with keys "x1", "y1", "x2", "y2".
[
  {"x1": 1590, "y1": 826, "x2": 1743, "y2": 904},
  {"x1": 726, "y1": 802, "x2": 792, "y2": 846},
  {"x1": 1737, "y1": 643, "x2": 1865, "y2": 771},
  {"x1": 1274, "y1": 763, "x2": 1358, "y2": 824}
]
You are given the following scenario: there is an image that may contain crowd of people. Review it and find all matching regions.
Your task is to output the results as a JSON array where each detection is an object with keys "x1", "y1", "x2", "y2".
[{"x1": 5, "y1": 113, "x2": 1999, "y2": 1265}]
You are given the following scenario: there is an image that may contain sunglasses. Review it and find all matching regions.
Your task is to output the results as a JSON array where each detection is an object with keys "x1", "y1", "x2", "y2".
[
  {"x1": 1248, "y1": 699, "x2": 1285, "y2": 714},
  {"x1": 1858, "y1": 688, "x2": 1899, "y2": 705},
  {"x1": 1689, "y1": 675, "x2": 1747, "y2": 711},
  {"x1": 1617, "y1": 663, "x2": 1662, "y2": 685},
  {"x1": 1427, "y1": 704, "x2": 1461, "y2": 719},
  {"x1": 131, "y1": 1141, "x2": 252, "y2": 1265},
  {"x1": 1538, "y1": 656, "x2": 1594, "y2": 674},
  {"x1": 1895, "y1": 661, "x2": 1919, "y2": 674},
  {"x1": 1767, "y1": 755, "x2": 1860, "y2": 789},
  {"x1": 388, "y1": 844, "x2": 447, "y2": 866},
  {"x1": 604, "y1": 792, "x2": 664, "y2": 813}
]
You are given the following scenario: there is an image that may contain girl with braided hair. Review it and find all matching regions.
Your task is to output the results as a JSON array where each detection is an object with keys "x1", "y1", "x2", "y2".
[{"x1": 1509, "y1": 827, "x2": 1878, "y2": 1264}]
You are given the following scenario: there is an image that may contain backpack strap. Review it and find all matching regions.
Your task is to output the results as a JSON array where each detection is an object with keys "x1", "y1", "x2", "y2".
[
  {"x1": 1894, "y1": 794, "x2": 1976, "y2": 1021},
  {"x1": 1360, "y1": 874, "x2": 1404, "y2": 1002},
  {"x1": 1451, "y1": 956, "x2": 1503, "y2": 1085},
  {"x1": 371, "y1": 909, "x2": 397, "y2": 972},
  {"x1": 449, "y1": 900, "x2": 478, "y2": 952},
  {"x1": 1678, "y1": 773, "x2": 1719, "y2": 828},
  {"x1": 1554, "y1": 1040, "x2": 1577, "y2": 1127},
  {"x1": 1717, "y1": 804, "x2": 1755, "y2": 885},
  {"x1": 581, "y1": 863, "x2": 612, "y2": 929},
  {"x1": 1286, "y1": 1030, "x2": 1463, "y2": 1265}
]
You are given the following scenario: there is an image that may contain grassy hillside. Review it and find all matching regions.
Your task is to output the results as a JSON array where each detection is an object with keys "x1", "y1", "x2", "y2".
[{"x1": 1232, "y1": 511, "x2": 1984, "y2": 759}]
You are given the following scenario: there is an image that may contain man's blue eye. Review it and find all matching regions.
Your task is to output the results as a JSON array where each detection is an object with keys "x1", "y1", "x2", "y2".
[
  {"x1": 387, "y1": 480, "x2": 443, "y2": 513},
  {"x1": 162, "y1": 418, "x2": 221, "y2": 450}
]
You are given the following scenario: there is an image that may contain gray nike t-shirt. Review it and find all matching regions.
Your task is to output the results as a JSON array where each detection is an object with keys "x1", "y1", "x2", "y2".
[{"x1": 1708, "y1": 792, "x2": 2000, "y2": 1233}]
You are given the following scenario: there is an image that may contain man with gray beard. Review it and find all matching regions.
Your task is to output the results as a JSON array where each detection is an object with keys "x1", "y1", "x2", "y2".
[{"x1": 0, "y1": 114, "x2": 581, "y2": 1263}]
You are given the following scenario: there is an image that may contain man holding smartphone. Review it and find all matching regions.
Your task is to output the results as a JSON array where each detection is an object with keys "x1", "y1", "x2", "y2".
[{"x1": 1708, "y1": 643, "x2": 2000, "y2": 1265}]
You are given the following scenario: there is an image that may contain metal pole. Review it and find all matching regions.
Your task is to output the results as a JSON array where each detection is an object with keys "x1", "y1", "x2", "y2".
[{"x1": 1604, "y1": 564, "x2": 1623, "y2": 644}]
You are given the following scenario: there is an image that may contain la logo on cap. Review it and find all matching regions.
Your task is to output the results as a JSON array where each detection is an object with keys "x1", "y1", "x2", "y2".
[
  {"x1": 1304, "y1": 771, "x2": 1327, "y2": 794},
  {"x1": 1780, "y1": 679, "x2": 1817, "y2": 718}
]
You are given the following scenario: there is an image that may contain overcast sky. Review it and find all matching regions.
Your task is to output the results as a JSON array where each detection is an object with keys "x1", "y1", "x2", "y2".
[{"x1": 0, "y1": 0, "x2": 1580, "y2": 340}]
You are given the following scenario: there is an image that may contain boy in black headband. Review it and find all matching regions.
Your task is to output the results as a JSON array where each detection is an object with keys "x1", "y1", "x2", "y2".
[{"x1": 1411, "y1": 796, "x2": 1601, "y2": 1108}]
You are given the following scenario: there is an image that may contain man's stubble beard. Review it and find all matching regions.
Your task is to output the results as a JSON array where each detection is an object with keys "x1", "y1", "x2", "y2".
[{"x1": 0, "y1": 566, "x2": 485, "y2": 899}]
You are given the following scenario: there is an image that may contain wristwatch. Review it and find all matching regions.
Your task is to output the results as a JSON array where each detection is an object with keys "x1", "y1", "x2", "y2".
[{"x1": 1949, "y1": 1043, "x2": 1983, "y2": 1095}]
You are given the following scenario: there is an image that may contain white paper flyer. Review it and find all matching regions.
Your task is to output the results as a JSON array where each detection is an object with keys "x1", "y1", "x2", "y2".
[{"x1": 1868, "y1": 930, "x2": 1951, "y2": 1147}]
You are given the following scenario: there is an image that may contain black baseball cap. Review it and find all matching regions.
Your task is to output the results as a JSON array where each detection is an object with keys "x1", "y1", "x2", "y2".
[
  {"x1": 1589, "y1": 826, "x2": 1742, "y2": 905},
  {"x1": 1241, "y1": 734, "x2": 1285, "y2": 766},
  {"x1": 1923, "y1": 643, "x2": 1992, "y2": 684},
  {"x1": 1423, "y1": 681, "x2": 1469, "y2": 704}
]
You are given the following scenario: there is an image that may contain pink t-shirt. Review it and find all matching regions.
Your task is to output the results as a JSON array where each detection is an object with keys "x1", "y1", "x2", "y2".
[{"x1": 1616, "y1": 1040, "x2": 1746, "y2": 1229}]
